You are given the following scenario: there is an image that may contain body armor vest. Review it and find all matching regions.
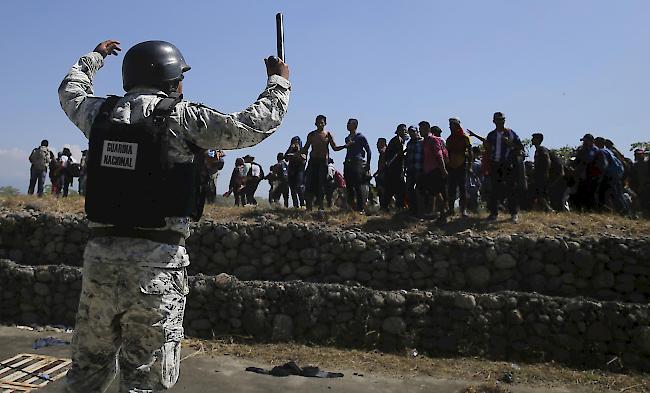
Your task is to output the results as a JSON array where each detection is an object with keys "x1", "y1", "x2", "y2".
[{"x1": 85, "y1": 94, "x2": 207, "y2": 228}]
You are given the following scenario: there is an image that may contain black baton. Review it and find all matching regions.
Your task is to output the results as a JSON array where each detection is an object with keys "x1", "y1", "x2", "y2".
[
  {"x1": 276, "y1": 13, "x2": 284, "y2": 61},
  {"x1": 269, "y1": 13, "x2": 284, "y2": 65}
]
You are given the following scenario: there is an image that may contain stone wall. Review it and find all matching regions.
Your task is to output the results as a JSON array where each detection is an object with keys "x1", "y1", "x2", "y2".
[
  {"x1": 1, "y1": 260, "x2": 649, "y2": 372},
  {"x1": 0, "y1": 211, "x2": 648, "y2": 302}
]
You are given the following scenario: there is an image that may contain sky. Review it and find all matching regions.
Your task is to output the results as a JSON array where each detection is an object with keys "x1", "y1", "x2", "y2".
[{"x1": 1, "y1": 0, "x2": 648, "y2": 195}]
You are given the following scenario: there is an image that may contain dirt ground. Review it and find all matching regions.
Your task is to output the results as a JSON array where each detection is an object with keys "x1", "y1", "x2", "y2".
[
  {"x1": 1, "y1": 326, "x2": 648, "y2": 393},
  {"x1": 2, "y1": 194, "x2": 649, "y2": 237},
  {"x1": 182, "y1": 336, "x2": 650, "y2": 393}
]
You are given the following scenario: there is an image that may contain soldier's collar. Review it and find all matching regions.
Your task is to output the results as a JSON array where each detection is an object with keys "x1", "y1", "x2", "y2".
[{"x1": 125, "y1": 87, "x2": 168, "y2": 96}]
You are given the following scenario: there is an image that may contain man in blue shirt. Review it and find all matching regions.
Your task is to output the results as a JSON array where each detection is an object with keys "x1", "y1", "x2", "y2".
[
  {"x1": 484, "y1": 112, "x2": 524, "y2": 223},
  {"x1": 342, "y1": 118, "x2": 372, "y2": 212}
]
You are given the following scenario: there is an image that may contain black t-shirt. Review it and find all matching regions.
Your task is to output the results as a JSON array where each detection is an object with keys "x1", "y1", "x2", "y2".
[
  {"x1": 534, "y1": 145, "x2": 550, "y2": 174},
  {"x1": 385, "y1": 136, "x2": 404, "y2": 170}
]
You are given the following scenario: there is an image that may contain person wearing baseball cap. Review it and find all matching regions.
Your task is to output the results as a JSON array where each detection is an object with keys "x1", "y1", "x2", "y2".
[
  {"x1": 580, "y1": 133, "x2": 594, "y2": 142},
  {"x1": 573, "y1": 132, "x2": 600, "y2": 210},
  {"x1": 243, "y1": 154, "x2": 263, "y2": 205},
  {"x1": 484, "y1": 111, "x2": 524, "y2": 223}
]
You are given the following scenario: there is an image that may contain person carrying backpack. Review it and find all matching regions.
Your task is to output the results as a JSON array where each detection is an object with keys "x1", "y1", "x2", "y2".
[
  {"x1": 594, "y1": 137, "x2": 629, "y2": 215},
  {"x1": 268, "y1": 153, "x2": 290, "y2": 207},
  {"x1": 28, "y1": 139, "x2": 53, "y2": 197},
  {"x1": 243, "y1": 154, "x2": 264, "y2": 205},
  {"x1": 60, "y1": 147, "x2": 77, "y2": 197},
  {"x1": 49, "y1": 152, "x2": 63, "y2": 195}
]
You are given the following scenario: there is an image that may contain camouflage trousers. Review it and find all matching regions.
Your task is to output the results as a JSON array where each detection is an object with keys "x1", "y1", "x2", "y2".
[{"x1": 64, "y1": 237, "x2": 190, "y2": 393}]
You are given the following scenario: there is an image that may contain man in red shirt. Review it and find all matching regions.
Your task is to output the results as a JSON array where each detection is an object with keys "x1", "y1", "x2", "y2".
[{"x1": 419, "y1": 122, "x2": 449, "y2": 223}]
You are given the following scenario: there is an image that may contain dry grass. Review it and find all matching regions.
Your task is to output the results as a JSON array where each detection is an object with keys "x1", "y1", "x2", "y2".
[
  {"x1": 1, "y1": 194, "x2": 648, "y2": 237},
  {"x1": 177, "y1": 203, "x2": 650, "y2": 238},
  {"x1": 0, "y1": 194, "x2": 85, "y2": 216},
  {"x1": 183, "y1": 337, "x2": 650, "y2": 392},
  {"x1": 459, "y1": 384, "x2": 512, "y2": 393}
]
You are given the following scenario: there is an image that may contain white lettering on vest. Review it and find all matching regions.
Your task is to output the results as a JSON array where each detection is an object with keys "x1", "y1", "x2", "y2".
[{"x1": 101, "y1": 140, "x2": 138, "y2": 170}]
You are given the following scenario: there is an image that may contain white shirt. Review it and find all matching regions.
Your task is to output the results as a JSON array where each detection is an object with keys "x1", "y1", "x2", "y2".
[
  {"x1": 249, "y1": 163, "x2": 261, "y2": 177},
  {"x1": 61, "y1": 155, "x2": 75, "y2": 168},
  {"x1": 495, "y1": 131, "x2": 503, "y2": 163}
]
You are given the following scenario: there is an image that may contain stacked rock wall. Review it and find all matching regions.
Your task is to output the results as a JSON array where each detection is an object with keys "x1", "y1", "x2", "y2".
[
  {"x1": 1, "y1": 260, "x2": 649, "y2": 371},
  {"x1": 0, "y1": 211, "x2": 648, "y2": 302}
]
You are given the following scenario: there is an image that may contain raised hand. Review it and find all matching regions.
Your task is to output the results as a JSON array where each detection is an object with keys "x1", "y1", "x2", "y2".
[
  {"x1": 265, "y1": 57, "x2": 290, "y2": 80},
  {"x1": 94, "y1": 40, "x2": 122, "y2": 58}
]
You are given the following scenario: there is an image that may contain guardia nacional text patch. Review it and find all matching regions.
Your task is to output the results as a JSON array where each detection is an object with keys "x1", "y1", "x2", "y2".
[{"x1": 101, "y1": 141, "x2": 138, "y2": 170}]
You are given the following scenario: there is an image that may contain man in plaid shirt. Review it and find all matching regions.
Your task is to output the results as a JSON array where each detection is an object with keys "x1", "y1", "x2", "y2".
[{"x1": 405, "y1": 125, "x2": 424, "y2": 215}]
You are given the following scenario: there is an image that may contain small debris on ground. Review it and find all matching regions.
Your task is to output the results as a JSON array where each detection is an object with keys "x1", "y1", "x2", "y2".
[{"x1": 246, "y1": 361, "x2": 343, "y2": 378}]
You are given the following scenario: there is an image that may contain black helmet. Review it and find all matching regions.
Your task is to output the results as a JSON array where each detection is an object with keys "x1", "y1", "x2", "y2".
[{"x1": 122, "y1": 41, "x2": 191, "y2": 92}]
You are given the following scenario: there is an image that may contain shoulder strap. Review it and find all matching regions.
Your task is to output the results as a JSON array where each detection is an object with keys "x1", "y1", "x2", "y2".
[
  {"x1": 152, "y1": 93, "x2": 183, "y2": 129},
  {"x1": 94, "y1": 95, "x2": 121, "y2": 125}
]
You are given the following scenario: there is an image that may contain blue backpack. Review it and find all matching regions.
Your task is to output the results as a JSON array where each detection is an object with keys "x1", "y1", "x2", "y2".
[{"x1": 601, "y1": 148, "x2": 624, "y2": 178}]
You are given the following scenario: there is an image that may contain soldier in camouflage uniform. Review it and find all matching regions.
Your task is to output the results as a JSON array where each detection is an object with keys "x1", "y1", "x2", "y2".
[{"x1": 58, "y1": 39, "x2": 290, "y2": 392}]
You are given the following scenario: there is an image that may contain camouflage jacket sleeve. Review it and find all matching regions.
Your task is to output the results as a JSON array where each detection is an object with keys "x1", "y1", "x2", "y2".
[
  {"x1": 58, "y1": 52, "x2": 106, "y2": 137},
  {"x1": 175, "y1": 75, "x2": 291, "y2": 150},
  {"x1": 59, "y1": 51, "x2": 292, "y2": 149}
]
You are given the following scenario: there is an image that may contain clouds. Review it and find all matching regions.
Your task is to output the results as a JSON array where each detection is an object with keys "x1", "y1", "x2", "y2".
[{"x1": 0, "y1": 147, "x2": 30, "y2": 191}]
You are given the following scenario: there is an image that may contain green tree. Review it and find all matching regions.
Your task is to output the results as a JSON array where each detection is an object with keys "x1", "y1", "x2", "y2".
[
  {"x1": 630, "y1": 141, "x2": 650, "y2": 152},
  {"x1": 550, "y1": 145, "x2": 576, "y2": 166},
  {"x1": 0, "y1": 186, "x2": 20, "y2": 196},
  {"x1": 521, "y1": 138, "x2": 532, "y2": 159}
]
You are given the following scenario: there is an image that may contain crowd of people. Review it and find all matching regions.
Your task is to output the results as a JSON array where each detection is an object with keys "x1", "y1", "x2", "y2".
[
  {"x1": 27, "y1": 140, "x2": 86, "y2": 197},
  {"x1": 28, "y1": 113, "x2": 649, "y2": 222},
  {"x1": 223, "y1": 112, "x2": 650, "y2": 222}
]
